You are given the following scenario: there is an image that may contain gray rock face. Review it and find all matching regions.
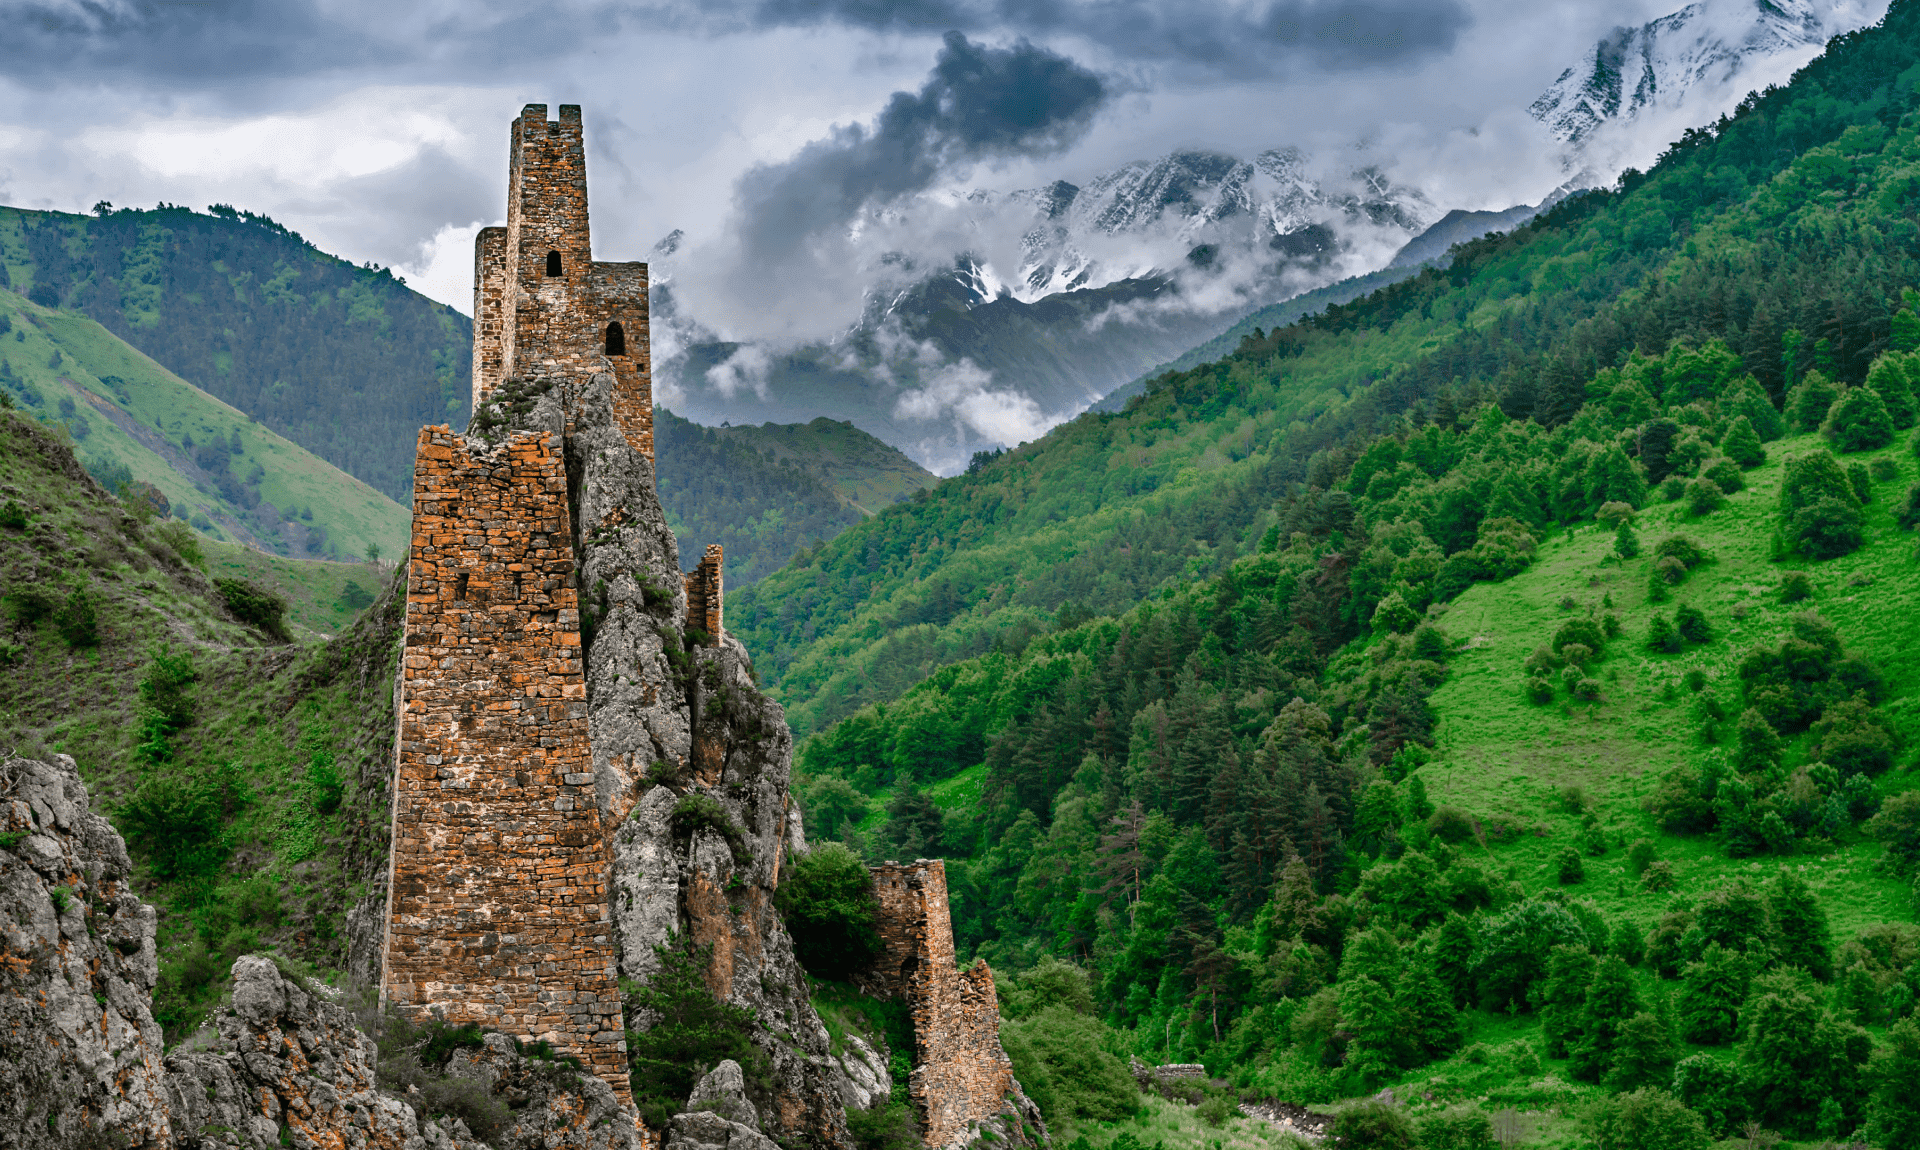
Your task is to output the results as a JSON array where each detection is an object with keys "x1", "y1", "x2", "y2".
[
  {"x1": 493, "y1": 370, "x2": 852, "y2": 1150},
  {"x1": 830, "y1": 1036, "x2": 891, "y2": 1113},
  {"x1": 684, "y1": 1060, "x2": 760, "y2": 1130},
  {"x1": 0, "y1": 754, "x2": 171, "y2": 1146}
]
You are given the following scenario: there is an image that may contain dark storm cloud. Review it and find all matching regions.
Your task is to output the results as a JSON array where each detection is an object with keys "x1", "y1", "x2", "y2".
[
  {"x1": 0, "y1": 0, "x2": 383, "y2": 81},
  {"x1": 751, "y1": 0, "x2": 1473, "y2": 75},
  {"x1": 731, "y1": 30, "x2": 1107, "y2": 270}
]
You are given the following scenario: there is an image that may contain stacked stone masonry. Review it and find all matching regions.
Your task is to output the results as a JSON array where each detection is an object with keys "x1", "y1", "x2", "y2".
[
  {"x1": 868, "y1": 861, "x2": 1018, "y2": 1150},
  {"x1": 382, "y1": 424, "x2": 631, "y2": 1101},
  {"x1": 474, "y1": 103, "x2": 654, "y2": 460},
  {"x1": 684, "y1": 543, "x2": 723, "y2": 641}
]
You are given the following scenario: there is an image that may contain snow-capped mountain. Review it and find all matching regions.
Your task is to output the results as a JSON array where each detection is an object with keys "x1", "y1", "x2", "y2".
[{"x1": 1531, "y1": 0, "x2": 1878, "y2": 152}]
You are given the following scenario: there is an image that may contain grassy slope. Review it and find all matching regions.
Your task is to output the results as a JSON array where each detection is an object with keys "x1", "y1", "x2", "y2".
[
  {"x1": 1427, "y1": 430, "x2": 1916, "y2": 930},
  {"x1": 0, "y1": 409, "x2": 402, "y2": 1034},
  {"x1": 717, "y1": 416, "x2": 937, "y2": 514},
  {"x1": 0, "y1": 286, "x2": 409, "y2": 560}
]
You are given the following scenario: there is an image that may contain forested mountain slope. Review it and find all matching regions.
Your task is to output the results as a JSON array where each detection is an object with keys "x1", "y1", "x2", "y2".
[
  {"x1": 774, "y1": 5, "x2": 1920, "y2": 1144},
  {"x1": 654, "y1": 409, "x2": 936, "y2": 586},
  {"x1": 0, "y1": 204, "x2": 470, "y2": 503},
  {"x1": 0, "y1": 284, "x2": 408, "y2": 560},
  {"x1": 733, "y1": 2, "x2": 1920, "y2": 741}
]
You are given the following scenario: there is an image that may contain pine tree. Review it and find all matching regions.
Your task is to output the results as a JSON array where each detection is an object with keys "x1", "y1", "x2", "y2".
[
  {"x1": 1735, "y1": 708, "x2": 1784, "y2": 773},
  {"x1": 1866, "y1": 353, "x2": 1918, "y2": 428},
  {"x1": 1787, "y1": 369, "x2": 1842, "y2": 433},
  {"x1": 1722, "y1": 415, "x2": 1768, "y2": 468},
  {"x1": 1393, "y1": 957, "x2": 1462, "y2": 1066},
  {"x1": 1571, "y1": 955, "x2": 1641, "y2": 1083},
  {"x1": 1614, "y1": 519, "x2": 1641, "y2": 558},
  {"x1": 1679, "y1": 944, "x2": 1750, "y2": 1044},
  {"x1": 1588, "y1": 443, "x2": 1648, "y2": 509},
  {"x1": 1892, "y1": 308, "x2": 1920, "y2": 354},
  {"x1": 1647, "y1": 613, "x2": 1681, "y2": 652},
  {"x1": 1606, "y1": 1009, "x2": 1680, "y2": 1092},
  {"x1": 1432, "y1": 912, "x2": 1477, "y2": 1008},
  {"x1": 1767, "y1": 869, "x2": 1834, "y2": 981},
  {"x1": 1536, "y1": 945, "x2": 1596, "y2": 1058},
  {"x1": 1824, "y1": 387, "x2": 1897, "y2": 451}
]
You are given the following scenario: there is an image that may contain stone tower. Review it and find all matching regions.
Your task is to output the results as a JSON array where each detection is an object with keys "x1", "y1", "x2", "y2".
[{"x1": 472, "y1": 103, "x2": 654, "y2": 458}]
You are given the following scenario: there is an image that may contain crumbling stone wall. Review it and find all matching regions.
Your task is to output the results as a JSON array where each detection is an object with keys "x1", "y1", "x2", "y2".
[
  {"x1": 683, "y1": 543, "x2": 723, "y2": 641},
  {"x1": 473, "y1": 104, "x2": 653, "y2": 459},
  {"x1": 866, "y1": 861, "x2": 1024, "y2": 1150},
  {"x1": 383, "y1": 424, "x2": 630, "y2": 1101}
]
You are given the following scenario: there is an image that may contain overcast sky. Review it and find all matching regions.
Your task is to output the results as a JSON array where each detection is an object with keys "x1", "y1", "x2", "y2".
[{"x1": 0, "y1": 0, "x2": 1860, "y2": 316}]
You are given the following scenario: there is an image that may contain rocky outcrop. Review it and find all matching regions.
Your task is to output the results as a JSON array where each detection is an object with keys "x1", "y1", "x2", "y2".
[
  {"x1": 494, "y1": 371, "x2": 851, "y2": 1150},
  {"x1": 666, "y1": 1062, "x2": 779, "y2": 1150},
  {"x1": 0, "y1": 755, "x2": 654, "y2": 1150},
  {"x1": 0, "y1": 753, "x2": 171, "y2": 1146}
]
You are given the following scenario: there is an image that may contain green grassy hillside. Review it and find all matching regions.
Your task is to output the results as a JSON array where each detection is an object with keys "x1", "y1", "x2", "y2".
[
  {"x1": 716, "y1": 415, "x2": 937, "y2": 514},
  {"x1": 0, "y1": 203, "x2": 470, "y2": 503},
  {"x1": 656, "y1": 408, "x2": 937, "y2": 587},
  {"x1": 732, "y1": 2, "x2": 1920, "y2": 745},
  {"x1": 0, "y1": 284, "x2": 409, "y2": 561},
  {"x1": 0, "y1": 408, "x2": 403, "y2": 1040}
]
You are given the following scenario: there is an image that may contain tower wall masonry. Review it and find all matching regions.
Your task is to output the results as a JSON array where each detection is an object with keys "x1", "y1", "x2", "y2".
[
  {"x1": 382, "y1": 424, "x2": 631, "y2": 1102},
  {"x1": 867, "y1": 861, "x2": 1018, "y2": 1150}
]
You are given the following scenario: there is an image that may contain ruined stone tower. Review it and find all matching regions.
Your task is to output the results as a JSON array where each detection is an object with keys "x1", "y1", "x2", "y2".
[{"x1": 472, "y1": 103, "x2": 654, "y2": 458}]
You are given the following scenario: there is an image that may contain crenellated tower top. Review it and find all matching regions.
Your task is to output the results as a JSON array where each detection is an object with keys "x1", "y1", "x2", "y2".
[{"x1": 472, "y1": 103, "x2": 654, "y2": 459}]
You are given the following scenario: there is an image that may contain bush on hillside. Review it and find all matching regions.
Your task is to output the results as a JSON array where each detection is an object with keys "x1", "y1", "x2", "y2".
[
  {"x1": 1792, "y1": 497, "x2": 1866, "y2": 560},
  {"x1": 999, "y1": 1006, "x2": 1139, "y2": 1124},
  {"x1": 1580, "y1": 1089, "x2": 1710, "y2": 1150},
  {"x1": 1721, "y1": 415, "x2": 1768, "y2": 467},
  {"x1": 1327, "y1": 1099, "x2": 1415, "y2": 1150},
  {"x1": 1867, "y1": 793, "x2": 1920, "y2": 875},
  {"x1": 213, "y1": 576, "x2": 290, "y2": 641},
  {"x1": 1702, "y1": 457, "x2": 1745, "y2": 493},
  {"x1": 1781, "y1": 572, "x2": 1813, "y2": 602},
  {"x1": 625, "y1": 942, "x2": 768, "y2": 1130},
  {"x1": 1824, "y1": 386, "x2": 1898, "y2": 451},
  {"x1": 1850, "y1": 460, "x2": 1874, "y2": 503},
  {"x1": 1787, "y1": 370, "x2": 1843, "y2": 433},
  {"x1": 774, "y1": 842, "x2": 883, "y2": 980},
  {"x1": 1867, "y1": 352, "x2": 1920, "y2": 428},
  {"x1": 1685, "y1": 477, "x2": 1725, "y2": 515},
  {"x1": 1900, "y1": 481, "x2": 1920, "y2": 530}
]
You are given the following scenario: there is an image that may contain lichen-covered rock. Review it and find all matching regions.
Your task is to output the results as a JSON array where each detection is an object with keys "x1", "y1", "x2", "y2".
[
  {"x1": 442, "y1": 1033, "x2": 650, "y2": 1150},
  {"x1": 829, "y1": 1036, "x2": 890, "y2": 1113},
  {"x1": 495, "y1": 371, "x2": 851, "y2": 1150},
  {"x1": 667, "y1": 1063, "x2": 778, "y2": 1150},
  {"x1": 0, "y1": 754, "x2": 171, "y2": 1146},
  {"x1": 682, "y1": 1061, "x2": 759, "y2": 1131},
  {"x1": 948, "y1": 1088, "x2": 1049, "y2": 1150}
]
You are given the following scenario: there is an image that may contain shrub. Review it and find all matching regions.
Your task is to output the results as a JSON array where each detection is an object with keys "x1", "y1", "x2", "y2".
[
  {"x1": 1573, "y1": 677, "x2": 1602, "y2": 701},
  {"x1": 999, "y1": 1006, "x2": 1139, "y2": 1124},
  {"x1": 1581, "y1": 1088, "x2": 1709, "y2": 1150},
  {"x1": 1850, "y1": 460, "x2": 1874, "y2": 504},
  {"x1": 1867, "y1": 792, "x2": 1920, "y2": 875},
  {"x1": 1824, "y1": 386, "x2": 1897, "y2": 451},
  {"x1": 1328, "y1": 1099, "x2": 1415, "y2": 1150},
  {"x1": 137, "y1": 646, "x2": 198, "y2": 732},
  {"x1": 1660, "y1": 475, "x2": 1686, "y2": 502},
  {"x1": 117, "y1": 767, "x2": 248, "y2": 880},
  {"x1": 1613, "y1": 519, "x2": 1640, "y2": 558},
  {"x1": 1685, "y1": 477, "x2": 1725, "y2": 515},
  {"x1": 1552, "y1": 616, "x2": 1606, "y2": 655},
  {"x1": 1647, "y1": 614, "x2": 1682, "y2": 653},
  {"x1": 1871, "y1": 456, "x2": 1899, "y2": 483},
  {"x1": 1642, "y1": 861, "x2": 1677, "y2": 892},
  {"x1": 1781, "y1": 572, "x2": 1813, "y2": 602},
  {"x1": 1899, "y1": 482, "x2": 1920, "y2": 531},
  {"x1": 626, "y1": 942, "x2": 768, "y2": 1130},
  {"x1": 0, "y1": 500, "x2": 27, "y2": 530},
  {"x1": 152, "y1": 520, "x2": 203, "y2": 568},
  {"x1": 213, "y1": 577, "x2": 290, "y2": 641},
  {"x1": 670, "y1": 794, "x2": 747, "y2": 862},
  {"x1": 1525, "y1": 675, "x2": 1555, "y2": 705},
  {"x1": 1413, "y1": 1109, "x2": 1496, "y2": 1150},
  {"x1": 1627, "y1": 838, "x2": 1657, "y2": 877},
  {"x1": 307, "y1": 751, "x2": 344, "y2": 816},
  {"x1": 1674, "y1": 604, "x2": 1709, "y2": 644},
  {"x1": 1556, "y1": 846, "x2": 1585, "y2": 884},
  {"x1": 1428, "y1": 806, "x2": 1476, "y2": 845},
  {"x1": 1703, "y1": 457, "x2": 1745, "y2": 494},
  {"x1": 1791, "y1": 497, "x2": 1866, "y2": 560},
  {"x1": 54, "y1": 582, "x2": 99, "y2": 648},
  {"x1": 775, "y1": 842, "x2": 883, "y2": 980},
  {"x1": 1597, "y1": 501, "x2": 1635, "y2": 527}
]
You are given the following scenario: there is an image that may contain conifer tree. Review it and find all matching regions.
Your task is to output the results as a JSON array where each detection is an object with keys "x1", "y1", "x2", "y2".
[
  {"x1": 1536, "y1": 945, "x2": 1596, "y2": 1058},
  {"x1": 1734, "y1": 708, "x2": 1785, "y2": 773},
  {"x1": 1766, "y1": 869, "x2": 1834, "y2": 981},
  {"x1": 1647, "y1": 613, "x2": 1681, "y2": 652},
  {"x1": 1866, "y1": 1017, "x2": 1920, "y2": 1150},
  {"x1": 1825, "y1": 387, "x2": 1897, "y2": 451},
  {"x1": 1588, "y1": 444, "x2": 1648, "y2": 509},
  {"x1": 1606, "y1": 1009, "x2": 1679, "y2": 1092},
  {"x1": 1678, "y1": 944, "x2": 1750, "y2": 1044},
  {"x1": 1571, "y1": 955, "x2": 1640, "y2": 1082},
  {"x1": 1721, "y1": 415, "x2": 1768, "y2": 468},
  {"x1": 1614, "y1": 518, "x2": 1640, "y2": 559},
  {"x1": 1787, "y1": 370, "x2": 1843, "y2": 433},
  {"x1": 1866, "y1": 352, "x2": 1918, "y2": 428},
  {"x1": 1393, "y1": 957, "x2": 1462, "y2": 1066},
  {"x1": 1432, "y1": 912, "x2": 1477, "y2": 1008},
  {"x1": 1725, "y1": 377, "x2": 1786, "y2": 440},
  {"x1": 1893, "y1": 308, "x2": 1920, "y2": 354}
]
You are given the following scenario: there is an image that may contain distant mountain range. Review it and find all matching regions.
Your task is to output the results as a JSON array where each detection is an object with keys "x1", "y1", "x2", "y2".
[{"x1": 652, "y1": 0, "x2": 1881, "y2": 474}]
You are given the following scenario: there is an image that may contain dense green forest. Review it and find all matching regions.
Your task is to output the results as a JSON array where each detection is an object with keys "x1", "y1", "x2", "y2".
[
  {"x1": 656, "y1": 410, "x2": 935, "y2": 586},
  {"x1": 773, "y1": 5, "x2": 1920, "y2": 1146},
  {"x1": 0, "y1": 203, "x2": 470, "y2": 502}
]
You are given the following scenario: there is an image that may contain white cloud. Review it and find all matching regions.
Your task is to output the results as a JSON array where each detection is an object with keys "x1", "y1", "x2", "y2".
[
  {"x1": 706, "y1": 344, "x2": 774, "y2": 400},
  {"x1": 395, "y1": 221, "x2": 484, "y2": 314}
]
